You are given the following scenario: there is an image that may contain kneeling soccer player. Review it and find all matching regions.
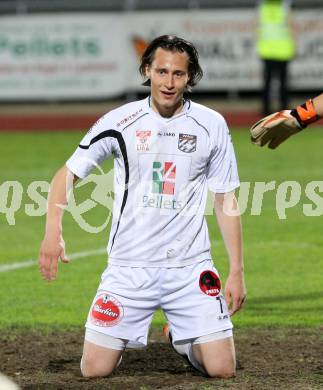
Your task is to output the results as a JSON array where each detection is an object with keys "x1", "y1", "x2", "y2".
[{"x1": 39, "y1": 35, "x2": 246, "y2": 379}]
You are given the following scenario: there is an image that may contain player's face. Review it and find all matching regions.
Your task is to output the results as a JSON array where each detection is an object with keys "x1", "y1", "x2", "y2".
[{"x1": 145, "y1": 48, "x2": 189, "y2": 118}]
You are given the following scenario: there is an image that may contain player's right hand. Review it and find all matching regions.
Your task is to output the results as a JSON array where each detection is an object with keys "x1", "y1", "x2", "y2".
[
  {"x1": 38, "y1": 234, "x2": 69, "y2": 281},
  {"x1": 250, "y1": 110, "x2": 304, "y2": 149}
]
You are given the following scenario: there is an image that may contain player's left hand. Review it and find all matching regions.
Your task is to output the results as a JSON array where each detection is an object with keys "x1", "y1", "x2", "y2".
[{"x1": 224, "y1": 270, "x2": 246, "y2": 316}]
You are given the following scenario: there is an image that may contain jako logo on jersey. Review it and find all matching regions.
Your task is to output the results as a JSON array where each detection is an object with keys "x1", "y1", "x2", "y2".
[
  {"x1": 157, "y1": 131, "x2": 175, "y2": 137},
  {"x1": 136, "y1": 130, "x2": 151, "y2": 151},
  {"x1": 178, "y1": 133, "x2": 197, "y2": 153},
  {"x1": 152, "y1": 161, "x2": 176, "y2": 195},
  {"x1": 199, "y1": 270, "x2": 221, "y2": 297},
  {"x1": 90, "y1": 293, "x2": 124, "y2": 327}
]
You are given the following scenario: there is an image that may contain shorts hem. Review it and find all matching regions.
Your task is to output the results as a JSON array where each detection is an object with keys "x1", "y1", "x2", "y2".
[
  {"x1": 172, "y1": 324, "x2": 234, "y2": 344},
  {"x1": 85, "y1": 324, "x2": 147, "y2": 349}
]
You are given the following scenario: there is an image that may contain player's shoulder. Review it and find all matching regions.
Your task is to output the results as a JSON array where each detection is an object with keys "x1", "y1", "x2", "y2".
[
  {"x1": 189, "y1": 101, "x2": 227, "y2": 124},
  {"x1": 108, "y1": 98, "x2": 150, "y2": 131},
  {"x1": 188, "y1": 100, "x2": 229, "y2": 135},
  {"x1": 86, "y1": 97, "x2": 149, "y2": 138}
]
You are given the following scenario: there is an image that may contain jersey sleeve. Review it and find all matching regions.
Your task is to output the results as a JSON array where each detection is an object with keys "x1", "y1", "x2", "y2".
[
  {"x1": 66, "y1": 115, "x2": 116, "y2": 179},
  {"x1": 206, "y1": 117, "x2": 240, "y2": 193}
]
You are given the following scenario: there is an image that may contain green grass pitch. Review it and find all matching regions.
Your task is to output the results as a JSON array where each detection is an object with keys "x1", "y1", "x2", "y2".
[{"x1": 0, "y1": 128, "x2": 322, "y2": 330}]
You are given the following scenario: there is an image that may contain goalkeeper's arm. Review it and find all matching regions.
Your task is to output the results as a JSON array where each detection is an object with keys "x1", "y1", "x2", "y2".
[
  {"x1": 312, "y1": 94, "x2": 323, "y2": 118},
  {"x1": 250, "y1": 94, "x2": 323, "y2": 149},
  {"x1": 290, "y1": 95, "x2": 322, "y2": 128}
]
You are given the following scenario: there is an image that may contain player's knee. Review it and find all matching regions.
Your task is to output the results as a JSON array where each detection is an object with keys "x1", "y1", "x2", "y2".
[
  {"x1": 203, "y1": 360, "x2": 236, "y2": 379},
  {"x1": 80, "y1": 356, "x2": 115, "y2": 378},
  {"x1": 208, "y1": 367, "x2": 236, "y2": 379}
]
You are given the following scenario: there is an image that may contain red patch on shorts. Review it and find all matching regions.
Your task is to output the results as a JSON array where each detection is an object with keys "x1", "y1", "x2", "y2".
[
  {"x1": 199, "y1": 270, "x2": 221, "y2": 297},
  {"x1": 90, "y1": 293, "x2": 123, "y2": 327}
]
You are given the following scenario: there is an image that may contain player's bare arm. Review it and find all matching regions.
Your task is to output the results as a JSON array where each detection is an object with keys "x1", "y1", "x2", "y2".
[
  {"x1": 38, "y1": 165, "x2": 77, "y2": 281},
  {"x1": 250, "y1": 93, "x2": 323, "y2": 149},
  {"x1": 214, "y1": 192, "x2": 246, "y2": 316}
]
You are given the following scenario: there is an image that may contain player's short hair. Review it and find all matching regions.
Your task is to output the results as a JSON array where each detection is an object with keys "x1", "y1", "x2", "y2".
[{"x1": 139, "y1": 35, "x2": 203, "y2": 91}]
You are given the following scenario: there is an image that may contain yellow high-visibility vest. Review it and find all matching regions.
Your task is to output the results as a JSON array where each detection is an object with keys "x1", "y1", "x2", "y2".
[{"x1": 257, "y1": 1, "x2": 295, "y2": 61}]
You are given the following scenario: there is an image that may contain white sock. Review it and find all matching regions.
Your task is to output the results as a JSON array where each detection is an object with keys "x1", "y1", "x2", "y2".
[{"x1": 173, "y1": 341, "x2": 207, "y2": 375}]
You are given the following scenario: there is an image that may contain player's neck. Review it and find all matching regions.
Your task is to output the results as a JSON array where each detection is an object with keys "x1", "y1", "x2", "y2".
[{"x1": 150, "y1": 98, "x2": 183, "y2": 118}]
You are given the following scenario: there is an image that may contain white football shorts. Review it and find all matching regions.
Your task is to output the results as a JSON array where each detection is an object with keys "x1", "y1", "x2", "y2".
[{"x1": 85, "y1": 259, "x2": 233, "y2": 348}]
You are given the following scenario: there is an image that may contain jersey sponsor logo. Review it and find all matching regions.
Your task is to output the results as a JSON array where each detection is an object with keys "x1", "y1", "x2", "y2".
[
  {"x1": 142, "y1": 194, "x2": 183, "y2": 210},
  {"x1": 152, "y1": 161, "x2": 176, "y2": 195},
  {"x1": 141, "y1": 161, "x2": 182, "y2": 210},
  {"x1": 157, "y1": 131, "x2": 176, "y2": 137},
  {"x1": 178, "y1": 133, "x2": 197, "y2": 153},
  {"x1": 199, "y1": 270, "x2": 221, "y2": 297},
  {"x1": 90, "y1": 293, "x2": 123, "y2": 327},
  {"x1": 117, "y1": 108, "x2": 144, "y2": 128},
  {"x1": 138, "y1": 154, "x2": 190, "y2": 211},
  {"x1": 136, "y1": 130, "x2": 151, "y2": 151}
]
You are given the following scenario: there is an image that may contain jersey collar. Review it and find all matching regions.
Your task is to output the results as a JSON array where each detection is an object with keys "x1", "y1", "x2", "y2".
[{"x1": 146, "y1": 95, "x2": 192, "y2": 121}]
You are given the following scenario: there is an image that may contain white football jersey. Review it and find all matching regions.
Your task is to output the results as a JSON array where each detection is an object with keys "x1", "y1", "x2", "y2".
[{"x1": 66, "y1": 97, "x2": 239, "y2": 267}]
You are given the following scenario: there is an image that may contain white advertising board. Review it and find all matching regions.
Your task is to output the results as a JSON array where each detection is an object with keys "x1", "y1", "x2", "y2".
[
  {"x1": 0, "y1": 10, "x2": 322, "y2": 99},
  {"x1": 0, "y1": 13, "x2": 127, "y2": 99},
  {"x1": 126, "y1": 10, "x2": 260, "y2": 91}
]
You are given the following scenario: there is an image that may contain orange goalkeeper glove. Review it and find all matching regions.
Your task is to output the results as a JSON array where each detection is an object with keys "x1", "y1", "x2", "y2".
[{"x1": 250, "y1": 99, "x2": 320, "y2": 149}]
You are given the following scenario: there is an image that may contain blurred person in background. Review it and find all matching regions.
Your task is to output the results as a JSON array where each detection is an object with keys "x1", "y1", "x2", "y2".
[{"x1": 256, "y1": 0, "x2": 296, "y2": 115}]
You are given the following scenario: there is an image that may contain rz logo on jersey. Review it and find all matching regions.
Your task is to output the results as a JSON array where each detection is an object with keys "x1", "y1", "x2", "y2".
[
  {"x1": 199, "y1": 270, "x2": 221, "y2": 297},
  {"x1": 136, "y1": 130, "x2": 151, "y2": 151},
  {"x1": 178, "y1": 133, "x2": 197, "y2": 153},
  {"x1": 152, "y1": 161, "x2": 176, "y2": 195},
  {"x1": 90, "y1": 293, "x2": 124, "y2": 327}
]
